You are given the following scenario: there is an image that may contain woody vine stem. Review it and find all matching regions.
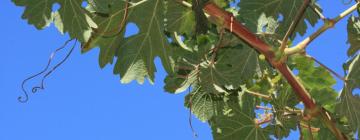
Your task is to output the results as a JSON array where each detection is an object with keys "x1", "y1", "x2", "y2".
[{"x1": 178, "y1": 0, "x2": 360, "y2": 139}]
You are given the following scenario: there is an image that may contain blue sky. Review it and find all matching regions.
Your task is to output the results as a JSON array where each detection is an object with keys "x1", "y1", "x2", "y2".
[{"x1": 0, "y1": 1, "x2": 356, "y2": 140}]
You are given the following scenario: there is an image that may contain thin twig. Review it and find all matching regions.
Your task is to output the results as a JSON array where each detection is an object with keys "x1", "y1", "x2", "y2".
[
  {"x1": 255, "y1": 113, "x2": 273, "y2": 125},
  {"x1": 209, "y1": 28, "x2": 225, "y2": 65},
  {"x1": 307, "y1": 121, "x2": 315, "y2": 140},
  {"x1": 245, "y1": 89, "x2": 272, "y2": 100},
  {"x1": 298, "y1": 121, "x2": 304, "y2": 140},
  {"x1": 285, "y1": 2, "x2": 360, "y2": 55},
  {"x1": 256, "y1": 105, "x2": 272, "y2": 110},
  {"x1": 279, "y1": 0, "x2": 310, "y2": 53},
  {"x1": 256, "y1": 105, "x2": 303, "y2": 116},
  {"x1": 285, "y1": 106, "x2": 303, "y2": 114},
  {"x1": 299, "y1": 122, "x2": 320, "y2": 132},
  {"x1": 305, "y1": 54, "x2": 346, "y2": 81},
  {"x1": 175, "y1": 65, "x2": 195, "y2": 71},
  {"x1": 81, "y1": 0, "x2": 130, "y2": 51},
  {"x1": 176, "y1": 74, "x2": 189, "y2": 79}
]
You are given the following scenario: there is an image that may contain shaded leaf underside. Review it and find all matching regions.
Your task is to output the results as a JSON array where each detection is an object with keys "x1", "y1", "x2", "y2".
[
  {"x1": 337, "y1": 54, "x2": 360, "y2": 135},
  {"x1": 238, "y1": 0, "x2": 321, "y2": 38}
]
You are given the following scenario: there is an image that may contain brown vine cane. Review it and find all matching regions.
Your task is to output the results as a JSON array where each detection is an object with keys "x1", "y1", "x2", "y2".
[{"x1": 203, "y1": 2, "x2": 346, "y2": 139}]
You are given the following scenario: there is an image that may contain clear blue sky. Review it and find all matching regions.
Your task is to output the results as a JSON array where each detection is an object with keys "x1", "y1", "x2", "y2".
[{"x1": 0, "y1": 1, "x2": 355, "y2": 140}]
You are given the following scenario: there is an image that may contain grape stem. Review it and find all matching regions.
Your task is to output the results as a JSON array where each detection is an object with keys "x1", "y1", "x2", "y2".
[
  {"x1": 304, "y1": 54, "x2": 346, "y2": 81},
  {"x1": 244, "y1": 89, "x2": 272, "y2": 100},
  {"x1": 279, "y1": 0, "x2": 310, "y2": 54},
  {"x1": 284, "y1": 2, "x2": 360, "y2": 55},
  {"x1": 202, "y1": 2, "x2": 347, "y2": 139}
]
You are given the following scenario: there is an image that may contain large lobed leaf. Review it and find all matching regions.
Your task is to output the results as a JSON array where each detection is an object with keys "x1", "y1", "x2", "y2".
[
  {"x1": 199, "y1": 46, "x2": 260, "y2": 94},
  {"x1": 164, "y1": 32, "x2": 268, "y2": 94},
  {"x1": 13, "y1": 0, "x2": 97, "y2": 42},
  {"x1": 83, "y1": 0, "x2": 176, "y2": 84},
  {"x1": 266, "y1": 83, "x2": 298, "y2": 139},
  {"x1": 113, "y1": 0, "x2": 174, "y2": 84},
  {"x1": 290, "y1": 55, "x2": 338, "y2": 112},
  {"x1": 82, "y1": 0, "x2": 125, "y2": 68},
  {"x1": 336, "y1": 54, "x2": 360, "y2": 137},
  {"x1": 238, "y1": 0, "x2": 321, "y2": 38},
  {"x1": 14, "y1": 0, "x2": 188, "y2": 84},
  {"x1": 209, "y1": 92, "x2": 269, "y2": 140},
  {"x1": 185, "y1": 86, "x2": 221, "y2": 122},
  {"x1": 165, "y1": 0, "x2": 195, "y2": 35}
]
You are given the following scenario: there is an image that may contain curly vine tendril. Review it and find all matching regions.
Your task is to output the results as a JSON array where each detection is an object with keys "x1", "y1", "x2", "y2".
[
  {"x1": 188, "y1": 85, "x2": 198, "y2": 138},
  {"x1": 18, "y1": 39, "x2": 76, "y2": 103}
]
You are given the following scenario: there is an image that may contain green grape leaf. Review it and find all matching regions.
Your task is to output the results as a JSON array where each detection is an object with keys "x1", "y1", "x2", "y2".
[
  {"x1": 163, "y1": 34, "x2": 217, "y2": 93},
  {"x1": 84, "y1": 0, "x2": 174, "y2": 84},
  {"x1": 298, "y1": 113, "x2": 353, "y2": 140},
  {"x1": 185, "y1": 86, "x2": 221, "y2": 122},
  {"x1": 55, "y1": 1, "x2": 97, "y2": 42},
  {"x1": 263, "y1": 120, "x2": 297, "y2": 139},
  {"x1": 113, "y1": 0, "x2": 174, "y2": 84},
  {"x1": 265, "y1": 84, "x2": 298, "y2": 139},
  {"x1": 87, "y1": 0, "x2": 111, "y2": 14},
  {"x1": 165, "y1": 0, "x2": 195, "y2": 35},
  {"x1": 290, "y1": 55, "x2": 338, "y2": 111},
  {"x1": 291, "y1": 55, "x2": 336, "y2": 89},
  {"x1": 209, "y1": 92, "x2": 269, "y2": 140},
  {"x1": 337, "y1": 54, "x2": 360, "y2": 134},
  {"x1": 248, "y1": 77, "x2": 273, "y2": 98},
  {"x1": 292, "y1": 55, "x2": 336, "y2": 89},
  {"x1": 199, "y1": 46, "x2": 260, "y2": 93},
  {"x1": 12, "y1": 0, "x2": 53, "y2": 29},
  {"x1": 81, "y1": 0, "x2": 127, "y2": 67},
  {"x1": 347, "y1": 16, "x2": 360, "y2": 57},
  {"x1": 13, "y1": 0, "x2": 97, "y2": 42},
  {"x1": 238, "y1": 0, "x2": 321, "y2": 38},
  {"x1": 274, "y1": 83, "x2": 299, "y2": 108},
  {"x1": 164, "y1": 69, "x2": 198, "y2": 94},
  {"x1": 310, "y1": 88, "x2": 337, "y2": 112}
]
